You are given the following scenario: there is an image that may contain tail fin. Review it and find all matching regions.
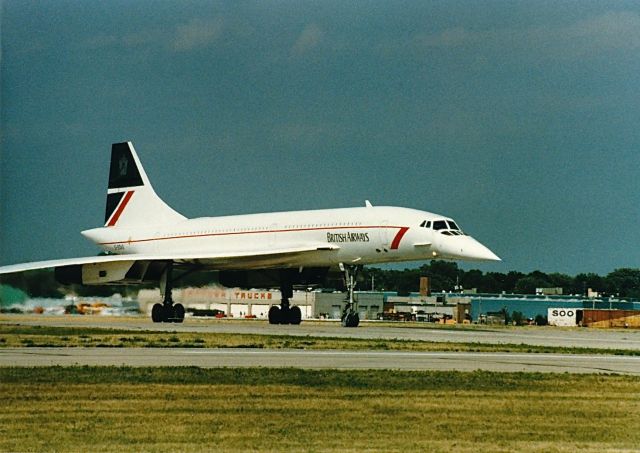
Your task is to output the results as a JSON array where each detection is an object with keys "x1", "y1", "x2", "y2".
[{"x1": 104, "y1": 142, "x2": 186, "y2": 227}]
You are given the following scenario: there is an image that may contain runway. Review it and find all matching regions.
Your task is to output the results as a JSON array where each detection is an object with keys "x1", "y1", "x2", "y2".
[
  {"x1": 3, "y1": 316, "x2": 640, "y2": 350},
  {"x1": 1, "y1": 347, "x2": 639, "y2": 374}
]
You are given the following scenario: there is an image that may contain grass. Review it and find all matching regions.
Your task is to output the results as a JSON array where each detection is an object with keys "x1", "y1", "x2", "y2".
[
  {"x1": 1, "y1": 367, "x2": 639, "y2": 452},
  {"x1": 1, "y1": 323, "x2": 638, "y2": 355}
]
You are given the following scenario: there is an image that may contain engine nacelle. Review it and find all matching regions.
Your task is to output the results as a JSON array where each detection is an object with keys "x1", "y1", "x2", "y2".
[
  {"x1": 55, "y1": 261, "x2": 135, "y2": 285},
  {"x1": 218, "y1": 267, "x2": 332, "y2": 289}
]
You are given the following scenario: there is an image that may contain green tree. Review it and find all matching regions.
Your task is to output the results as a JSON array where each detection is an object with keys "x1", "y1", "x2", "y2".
[
  {"x1": 534, "y1": 314, "x2": 548, "y2": 326},
  {"x1": 500, "y1": 306, "x2": 511, "y2": 325},
  {"x1": 547, "y1": 273, "x2": 573, "y2": 294},
  {"x1": 482, "y1": 272, "x2": 509, "y2": 293},
  {"x1": 514, "y1": 271, "x2": 551, "y2": 294},
  {"x1": 503, "y1": 271, "x2": 525, "y2": 293},
  {"x1": 606, "y1": 268, "x2": 640, "y2": 298},
  {"x1": 511, "y1": 311, "x2": 525, "y2": 326},
  {"x1": 421, "y1": 261, "x2": 460, "y2": 292},
  {"x1": 573, "y1": 273, "x2": 606, "y2": 296},
  {"x1": 395, "y1": 268, "x2": 421, "y2": 295},
  {"x1": 461, "y1": 269, "x2": 484, "y2": 291}
]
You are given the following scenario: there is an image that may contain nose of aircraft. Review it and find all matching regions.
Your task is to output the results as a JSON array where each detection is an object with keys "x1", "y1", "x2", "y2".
[
  {"x1": 437, "y1": 235, "x2": 501, "y2": 262},
  {"x1": 465, "y1": 237, "x2": 501, "y2": 261}
]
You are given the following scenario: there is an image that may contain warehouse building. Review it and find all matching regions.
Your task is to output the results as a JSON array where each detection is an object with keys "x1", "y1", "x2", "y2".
[
  {"x1": 139, "y1": 287, "x2": 386, "y2": 320},
  {"x1": 139, "y1": 287, "x2": 315, "y2": 319},
  {"x1": 467, "y1": 294, "x2": 640, "y2": 324},
  {"x1": 388, "y1": 292, "x2": 640, "y2": 326},
  {"x1": 137, "y1": 286, "x2": 640, "y2": 327}
]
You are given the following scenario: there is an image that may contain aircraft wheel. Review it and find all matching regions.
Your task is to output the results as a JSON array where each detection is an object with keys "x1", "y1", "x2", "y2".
[
  {"x1": 268, "y1": 306, "x2": 281, "y2": 325},
  {"x1": 290, "y1": 306, "x2": 302, "y2": 325},
  {"x1": 279, "y1": 306, "x2": 292, "y2": 324},
  {"x1": 173, "y1": 303, "x2": 185, "y2": 323},
  {"x1": 342, "y1": 312, "x2": 359, "y2": 328},
  {"x1": 151, "y1": 303, "x2": 163, "y2": 323},
  {"x1": 162, "y1": 305, "x2": 175, "y2": 323}
]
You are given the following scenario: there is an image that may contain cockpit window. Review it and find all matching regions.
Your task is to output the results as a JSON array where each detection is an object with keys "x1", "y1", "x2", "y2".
[
  {"x1": 433, "y1": 220, "x2": 447, "y2": 230},
  {"x1": 419, "y1": 220, "x2": 426, "y2": 227},
  {"x1": 433, "y1": 219, "x2": 467, "y2": 235},
  {"x1": 425, "y1": 221, "x2": 431, "y2": 228}
]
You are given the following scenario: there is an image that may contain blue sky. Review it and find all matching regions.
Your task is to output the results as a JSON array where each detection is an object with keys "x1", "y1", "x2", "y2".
[{"x1": 2, "y1": 0, "x2": 639, "y2": 275}]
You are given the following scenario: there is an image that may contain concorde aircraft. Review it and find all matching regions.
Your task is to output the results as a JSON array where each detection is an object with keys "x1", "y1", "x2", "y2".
[{"x1": 0, "y1": 142, "x2": 500, "y2": 327}]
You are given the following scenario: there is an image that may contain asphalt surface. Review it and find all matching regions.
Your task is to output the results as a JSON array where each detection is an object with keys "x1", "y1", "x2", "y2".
[
  {"x1": 3, "y1": 316, "x2": 640, "y2": 350},
  {"x1": 2, "y1": 316, "x2": 639, "y2": 374},
  {"x1": 2, "y1": 347, "x2": 639, "y2": 374}
]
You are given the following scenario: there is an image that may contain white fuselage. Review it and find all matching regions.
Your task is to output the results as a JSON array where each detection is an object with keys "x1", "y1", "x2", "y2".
[{"x1": 81, "y1": 206, "x2": 499, "y2": 270}]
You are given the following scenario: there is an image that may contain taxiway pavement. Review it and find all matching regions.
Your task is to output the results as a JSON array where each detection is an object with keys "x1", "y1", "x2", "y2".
[
  {"x1": 1, "y1": 347, "x2": 639, "y2": 374},
  {"x1": 3, "y1": 316, "x2": 640, "y2": 350}
]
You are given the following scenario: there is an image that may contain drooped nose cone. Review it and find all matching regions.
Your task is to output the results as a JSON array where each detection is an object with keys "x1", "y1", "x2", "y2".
[
  {"x1": 465, "y1": 238, "x2": 501, "y2": 261},
  {"x1": 437, "y1": 235, "x2": 501, "y2": 262}
]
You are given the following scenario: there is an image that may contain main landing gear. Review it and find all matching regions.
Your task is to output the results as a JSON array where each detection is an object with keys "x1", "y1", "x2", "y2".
[
  {"x1": 268, "y1": 270, "x2": 302, "y2": 325},
  {"x1": 266, "y1": 266, "x2": 361, "y2": 327},
  {"x1": 151, "y1": 262, "x2": 185, "y2": 323},
  {"x1": 340, "y1": 264, "x2": 361, "y2": 328}
]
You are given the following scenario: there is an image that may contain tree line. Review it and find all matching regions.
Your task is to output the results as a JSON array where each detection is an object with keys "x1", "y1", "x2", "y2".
[
  {"x1": 361, "y1": 262, "x2": 640, "y2": 298},
  {"x1": 1, "y1": 261, "x2": 639, "y2": 302}
]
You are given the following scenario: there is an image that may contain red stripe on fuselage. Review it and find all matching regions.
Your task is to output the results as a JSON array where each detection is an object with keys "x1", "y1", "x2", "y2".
[
  {"x1": 390, "y1": 227, "x2": 409, "y2": 250},
  {"x1": 98, "y1": 224, "x2": 411, "y2": 246},
  {"x1": 107, "y1": 191, "x2": 134, "y2": 227}
]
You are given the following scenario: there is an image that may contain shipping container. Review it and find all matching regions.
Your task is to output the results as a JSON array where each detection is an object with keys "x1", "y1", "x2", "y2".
[{"x1": 581, "y1": 310, "x2": 640, "y2": 328}]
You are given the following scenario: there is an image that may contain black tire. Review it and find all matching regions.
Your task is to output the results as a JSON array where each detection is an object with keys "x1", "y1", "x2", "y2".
[
  {"x1": 174, "y1": 303, "x2": 185, "y2": 323},
  {"x1": 151, "y1": 303, "x2": 163, "y2": 323},
  {"x1": 268, "y1": 306, "x2": 281, "y2": 325},
  {"x1": 280, "y1": 306, "x2": 292, "y2": 324},
  {"x1": 342, "y1": 312, "x2": 360, "y2": 328},
  {"x1": 290, "y1": 306, "x2": 302, "y2": 325},
  {"x1": 162, "y1": 304, "x2": 175, "y2": 323}
]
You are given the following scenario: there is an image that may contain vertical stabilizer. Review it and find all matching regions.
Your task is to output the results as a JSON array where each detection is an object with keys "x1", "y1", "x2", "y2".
[{"x1": 104, "y1": 142, "x2": 186, "y2": 227}]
